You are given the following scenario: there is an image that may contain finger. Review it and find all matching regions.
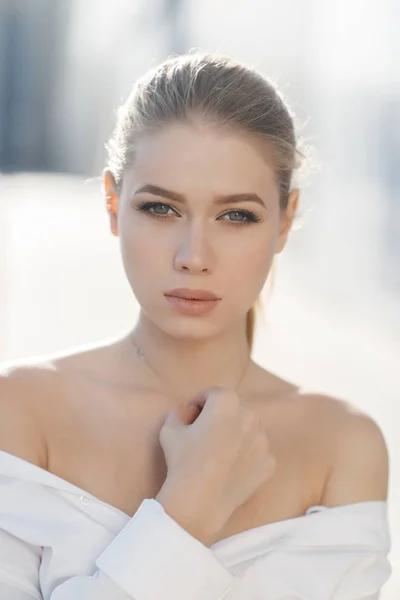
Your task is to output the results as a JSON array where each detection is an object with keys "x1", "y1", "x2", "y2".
[
  {"x1": 185, "y1": 403, "x2": 203, "y2": 425},
  {"x1": 166, "y1": 403, "x2": 201, "y2": 428}
]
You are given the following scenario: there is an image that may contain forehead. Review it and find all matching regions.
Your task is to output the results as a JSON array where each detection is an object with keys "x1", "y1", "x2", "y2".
[{"x1": 122, "y1": 122, "x2": 279, "y2": 201}]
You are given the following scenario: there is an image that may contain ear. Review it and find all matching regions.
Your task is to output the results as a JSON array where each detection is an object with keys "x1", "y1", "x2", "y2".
[
  {"x1": 103, "y1": 168, "x2": 119, "y2": 237},
  {"x1": 275, "y1": 188, "x2": 299, "y2": 254}
]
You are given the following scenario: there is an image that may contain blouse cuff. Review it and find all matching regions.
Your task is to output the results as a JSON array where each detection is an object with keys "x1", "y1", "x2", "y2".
[{"x1": 96, "y1": 498, "x2": 234, "y2": 600}]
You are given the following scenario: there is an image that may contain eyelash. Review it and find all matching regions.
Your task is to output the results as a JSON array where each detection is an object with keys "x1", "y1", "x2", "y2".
[{"x1": 135, "y1": 201, "x2": 262, "y2": 225}]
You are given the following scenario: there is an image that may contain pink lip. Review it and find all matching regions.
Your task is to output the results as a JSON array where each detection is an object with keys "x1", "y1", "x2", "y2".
[
  {"x1": 164, "y1": 288, "x2": 221, "y2": 317},
  {"x1": 164, "y1": 288, "x2": 221, "y2": 301}
]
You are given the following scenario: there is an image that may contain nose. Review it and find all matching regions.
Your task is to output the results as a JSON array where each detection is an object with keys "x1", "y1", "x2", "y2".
[{"x1": 173, "y1": 222, "x2": 215, "y2": 274}]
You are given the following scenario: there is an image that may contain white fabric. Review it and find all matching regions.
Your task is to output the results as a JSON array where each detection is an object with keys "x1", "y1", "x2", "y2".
[{"x1": 0, "y1": 449, "x2": 392, "y2": 599}]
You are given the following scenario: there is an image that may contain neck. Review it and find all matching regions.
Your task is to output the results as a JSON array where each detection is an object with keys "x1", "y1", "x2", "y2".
[{"x1": 124, "y1": 310, "x2": 252, "y2": 401}]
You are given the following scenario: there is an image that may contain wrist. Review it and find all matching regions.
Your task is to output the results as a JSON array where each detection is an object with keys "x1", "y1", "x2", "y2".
[{"x1": 155, "y1": 482, "x2": 221, "y2": 546}]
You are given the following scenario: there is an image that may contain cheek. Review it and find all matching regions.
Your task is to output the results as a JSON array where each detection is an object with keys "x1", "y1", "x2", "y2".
[
  {"x1": 220, "y1": 226, "x2": 277, "y2": 306},
  {"x1": 224, "y1": 225, "x2": 276, "y2": 277},
  {"x1": 118, "y1": 217, "x2": 170, "y2": 287}
]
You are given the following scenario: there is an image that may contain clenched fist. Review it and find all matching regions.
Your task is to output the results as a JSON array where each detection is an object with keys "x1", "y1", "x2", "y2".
[{"x1": 156, "y1": 387, "x2": 276, "y2": 545}]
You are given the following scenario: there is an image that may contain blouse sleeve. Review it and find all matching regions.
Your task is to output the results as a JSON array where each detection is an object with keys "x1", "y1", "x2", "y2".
[
  {"x1": 0, "y1": 499, "x2": 235, "y2": 600},
  {"x1": 227, "y1": 503, "x2": 392, "y2": 600},
  {"x1": 226, "y1": 547, "x2": 392, "y2": 600}
]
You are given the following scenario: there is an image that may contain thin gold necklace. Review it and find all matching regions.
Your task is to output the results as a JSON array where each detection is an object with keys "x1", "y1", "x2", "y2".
[{"x1": 129, "y1": 335, "x2": 250, "y2": 402}]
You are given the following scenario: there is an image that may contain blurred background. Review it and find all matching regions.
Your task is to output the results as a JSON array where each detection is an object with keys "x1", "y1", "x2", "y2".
[{"x1": 0, "y1": 0, "x2": 399, "y2": 596}]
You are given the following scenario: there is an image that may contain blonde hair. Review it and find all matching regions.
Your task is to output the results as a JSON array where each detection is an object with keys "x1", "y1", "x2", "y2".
[{"x1": 106, "y1": 52, "x2": 305, "y2": 349}]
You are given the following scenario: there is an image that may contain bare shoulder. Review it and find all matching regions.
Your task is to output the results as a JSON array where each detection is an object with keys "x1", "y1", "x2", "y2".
[
  {"x1": 0, "y1": 344, "x2": 96, "y2": 464},
  {"x1": 0, "y1": 360, "x2": 59, "y2": 468},
  {"x1": 300, "y1": 393, "x2": 389, "y2": 506},
  {"x1": 0, "y1": 340, "x2": 123, "y2": 468}
]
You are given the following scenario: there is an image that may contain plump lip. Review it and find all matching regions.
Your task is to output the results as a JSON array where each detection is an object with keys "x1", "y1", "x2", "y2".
[{"x1": 164, "y1": 288, "x2": 221, "y2": 301}]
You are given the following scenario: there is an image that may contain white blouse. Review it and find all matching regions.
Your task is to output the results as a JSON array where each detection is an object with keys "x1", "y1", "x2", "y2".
[{"x1": 0, "y1": 450, "x2": 391, "y2": 600}]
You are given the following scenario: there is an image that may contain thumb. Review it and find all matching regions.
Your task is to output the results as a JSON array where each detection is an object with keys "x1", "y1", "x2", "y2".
[{"x1": 165, "y1": 402, "x2": 202, "y2": 429}]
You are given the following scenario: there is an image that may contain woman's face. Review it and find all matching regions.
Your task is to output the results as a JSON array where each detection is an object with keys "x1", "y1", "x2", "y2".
[{"x1": 108, "y1": 122, "x2": 298, "y2": 340}]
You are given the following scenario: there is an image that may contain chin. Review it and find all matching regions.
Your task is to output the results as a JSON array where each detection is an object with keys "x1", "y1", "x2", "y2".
[
  {"x1": 156, "y1": 318, "x2": 221, "y2": 341},
  {"x1": 140, "y1": 305, "x2": 225, "y2": 340}
]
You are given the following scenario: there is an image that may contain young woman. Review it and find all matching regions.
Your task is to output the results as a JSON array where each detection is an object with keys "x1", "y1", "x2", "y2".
[{"x1": 0, "y1": 52, "x2": 391, "y2": 599}]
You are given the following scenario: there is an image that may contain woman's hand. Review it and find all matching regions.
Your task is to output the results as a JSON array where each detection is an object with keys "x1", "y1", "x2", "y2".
[{"x1": 156, "y1": 387, "x2": 276, "y2": 545}]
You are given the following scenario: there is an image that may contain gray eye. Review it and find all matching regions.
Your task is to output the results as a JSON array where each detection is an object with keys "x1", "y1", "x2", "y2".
[
  {"x1": 151, "y1": 203, "x2": 170, "y2": 215},
  {"x1": 227, "y1": 211, "x2": 246, "y2": 221}
]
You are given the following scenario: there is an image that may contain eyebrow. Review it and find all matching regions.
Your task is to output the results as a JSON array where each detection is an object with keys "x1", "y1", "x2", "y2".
[{"x1": 133, "y1": 184, "x2": 266, "y2": 208}]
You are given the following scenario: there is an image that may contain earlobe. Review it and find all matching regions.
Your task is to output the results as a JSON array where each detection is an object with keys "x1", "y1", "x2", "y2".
[
  {"x1": 106, "y1": 197, "x2": 119, "y2": 237},
  {"x1": 103, "y1": 169, "x2": 119, "y2": 237},
  {"x1": 275, "y1": 189, "x2": 300, "y2": 254},
  {"x1": 275, "y1": 231, "x2": 288, "y2": 254},
  {"x1": 288, "y1": 188, "x2": 300, "y2": 220},
  {"x1": 109, "y1": 214, "x2": 118, "y2": 237}
]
